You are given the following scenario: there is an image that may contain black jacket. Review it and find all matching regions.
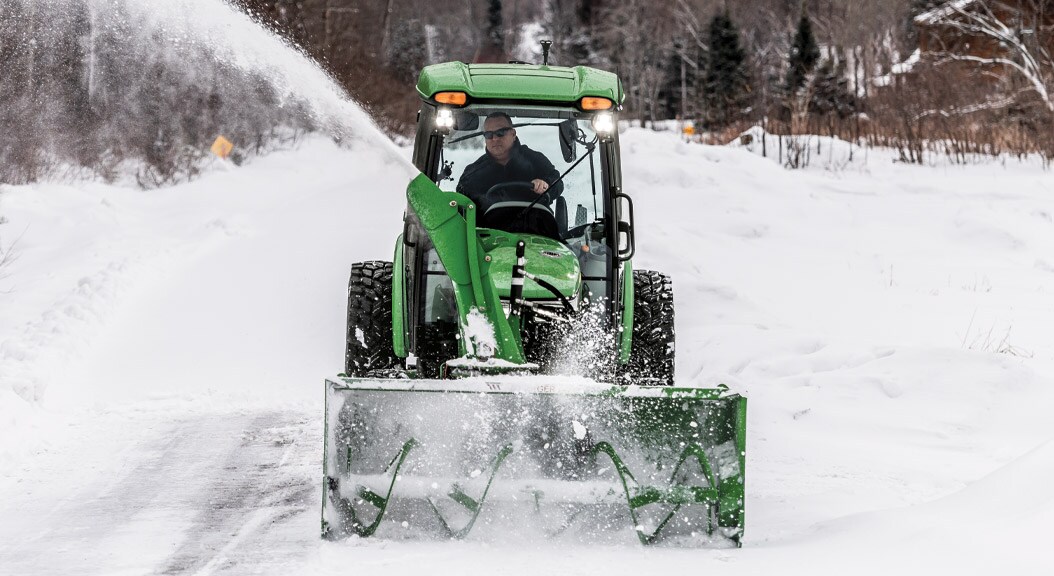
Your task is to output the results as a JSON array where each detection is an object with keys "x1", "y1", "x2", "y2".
[{"x1": 456, "y1": 140, "x2": 563, "y2": 209}]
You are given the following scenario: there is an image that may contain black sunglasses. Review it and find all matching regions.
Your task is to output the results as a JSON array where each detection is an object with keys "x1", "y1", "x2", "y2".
[{"x1": 483, "y1": 127, "x2": 513, "y2": 140}]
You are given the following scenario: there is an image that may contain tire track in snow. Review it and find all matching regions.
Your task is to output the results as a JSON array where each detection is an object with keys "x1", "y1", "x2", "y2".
[
  {"x1": 155, "y1": 411, "x2": 320, "y2": 576},
  {"x1": 0, "y1": 410, "x2": 321, "y2": 576}
]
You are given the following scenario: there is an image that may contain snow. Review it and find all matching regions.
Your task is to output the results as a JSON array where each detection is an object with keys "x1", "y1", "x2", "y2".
[
  {"x1": 116, "y1": 0, "x2": 387, "y2": 143},
  {"x1": 888, "y1": 48, "x2": 922, "y2": 79},
  {"x1": 915, "y1": 0, "x2": 978, "y2": 26},
  {"x1": 463, "y1": 307, "x2": 498, "y2": 358},
  {"x1": 572, "y1": 419, "x2": 588, "y2": 440},
  {"x1": 2, "y1": 121, "x2": 1054, "y2": 573}
]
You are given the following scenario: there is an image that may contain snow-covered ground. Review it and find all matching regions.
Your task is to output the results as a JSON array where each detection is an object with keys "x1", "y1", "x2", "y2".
[{"x1": 1, "y1": 124, "x2": 1053, "y2": 574}]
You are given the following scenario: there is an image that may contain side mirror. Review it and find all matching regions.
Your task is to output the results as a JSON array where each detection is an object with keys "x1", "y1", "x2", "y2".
[
  {"x1": 558, "y1": 119, "x2": 577, "y2": 162},
  {"x1": 455, "y1": 111, "x2": 479, "y2": 131}
]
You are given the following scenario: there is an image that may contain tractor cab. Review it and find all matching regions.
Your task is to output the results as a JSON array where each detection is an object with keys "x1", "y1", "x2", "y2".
[{"x1": 402, "y1": 62, "x2": 635, "y2": 374}]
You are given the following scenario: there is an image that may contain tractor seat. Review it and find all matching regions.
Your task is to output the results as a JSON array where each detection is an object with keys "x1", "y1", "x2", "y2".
[{"x1": 481, "y1": 201, "x2": 561, "y2": 240}]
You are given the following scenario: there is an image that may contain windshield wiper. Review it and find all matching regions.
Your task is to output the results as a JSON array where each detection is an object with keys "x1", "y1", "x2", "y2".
[{"x1": 515, "y1": 139, "x2": 597, "y2": 220}]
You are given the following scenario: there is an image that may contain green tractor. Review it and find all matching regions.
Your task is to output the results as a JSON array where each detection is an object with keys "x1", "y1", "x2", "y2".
[{"x1": 323, "y1": 54, "x2": 747, "y2": 546}]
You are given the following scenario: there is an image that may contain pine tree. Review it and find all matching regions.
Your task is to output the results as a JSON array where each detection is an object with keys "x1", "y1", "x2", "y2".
[
  {"x1": 544, "y1": 0, "x2": 598, "y2": 65},
  {"x1": 487, "y1": 0, "x2": 504, "y2": 48},
  {"x1": 474, "y1": 0, "x2": 506, "y2": 63},
  {"x1": 702, "y1": 11, "x2": 749, "y2": 129},
  {"x1": 661, "y1": 36, "x2": 701, "y2": 120},
  {"x1": 386, "y1": 19, "x2": 428, "y2": 83},
  {"x1": 785, "y1": 10, "x2": 820, "y2": 97},
  {"x1": 809, "y1": 53, "x2": 855, "y2": 120}
]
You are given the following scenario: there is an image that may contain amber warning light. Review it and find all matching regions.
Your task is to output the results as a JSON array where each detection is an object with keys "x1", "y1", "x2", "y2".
[
  {"x1": 434, "y1": 92, "x2": 467, "y2": 106},
  {"x1": 580, "y1": 97, "x2": 613, "y2": 110}
]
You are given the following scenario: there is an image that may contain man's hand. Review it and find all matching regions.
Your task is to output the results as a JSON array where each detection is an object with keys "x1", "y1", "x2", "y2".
[{"x1": 531, "y1": 179, "x2": 550, "y2": 195}]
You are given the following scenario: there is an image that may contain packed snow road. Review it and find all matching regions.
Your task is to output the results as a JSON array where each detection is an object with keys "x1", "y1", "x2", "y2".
[
  {"x1": 0, "y1": 410, "x2": 320, "y2": 576},
  {"x1": 2, "y1": 130, "x2": 1054, "y2": 574}
]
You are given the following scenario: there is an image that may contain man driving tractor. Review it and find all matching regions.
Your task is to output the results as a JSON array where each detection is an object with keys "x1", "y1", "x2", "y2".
[{"x1": 456, "y1": 112, "x2": 564, "y2": 209}]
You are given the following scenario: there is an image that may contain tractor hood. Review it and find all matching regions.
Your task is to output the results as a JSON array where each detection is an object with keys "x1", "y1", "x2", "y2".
[{"x1": 479, "y1": 229, "x2": 581, "y2": 301}]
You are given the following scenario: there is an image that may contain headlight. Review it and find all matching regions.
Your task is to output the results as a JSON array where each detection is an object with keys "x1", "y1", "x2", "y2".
[
  {"x1": 436, "y1": 107, "x2": 455, "y2": 131},
  {"x1": 592, "y1": 112, "x2": 614, "y2": 136}
]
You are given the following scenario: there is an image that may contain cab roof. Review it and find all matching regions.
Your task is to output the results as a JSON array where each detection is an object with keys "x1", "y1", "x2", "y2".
[{"x1": 416, "y1": 62, "x2": 624, "y2": 106}]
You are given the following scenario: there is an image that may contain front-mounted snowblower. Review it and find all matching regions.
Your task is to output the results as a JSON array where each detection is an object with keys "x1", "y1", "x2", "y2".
[{"x1": 322, "y1": 51, "x2": 747, "y2": 546}]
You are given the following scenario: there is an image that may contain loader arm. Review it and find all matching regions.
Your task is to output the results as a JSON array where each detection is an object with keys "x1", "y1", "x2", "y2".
[{"x1": 405, "y1": 173, "x2": 525, "y2": 363}]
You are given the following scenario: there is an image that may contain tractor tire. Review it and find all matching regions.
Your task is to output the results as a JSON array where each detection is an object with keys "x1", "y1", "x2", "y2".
[
  {"x1": 626, "y1": 269, "x2": 675, "y2": 385},
  {"x1": 345, "y1": 261, "x2": 398, "y2": 376}
]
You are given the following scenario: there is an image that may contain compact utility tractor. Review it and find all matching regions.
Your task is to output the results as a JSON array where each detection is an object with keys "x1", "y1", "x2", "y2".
[{"x1": 323, "y1": 50, "x2": 747, "y2": 546}]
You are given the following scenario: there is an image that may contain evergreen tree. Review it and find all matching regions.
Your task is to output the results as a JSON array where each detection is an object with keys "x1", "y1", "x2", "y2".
[
  {"x1": 487, "y1": 0, "x2": 504, "y2": 48},
  {"x1": 809, "y1": 53, "x2": 855, "y2": 120},
  {"x1": 474, "y1": 0, "x2": 506, "y2": 63},
  {"x1": 785, "y1": 10, "x2": 820, "y2": 97},
  {"x1": 702, "y1": 11, "x2": 749, "y2": 129},
  {"x1": 386, "y1": 19, "x2": 428, "y2": 83},
  {"x1": 544, "y1": 0, "x2": 598, "y2": 65},
  {"x1": 660, "y1": 36, "x2": 701, "y2": 120}
]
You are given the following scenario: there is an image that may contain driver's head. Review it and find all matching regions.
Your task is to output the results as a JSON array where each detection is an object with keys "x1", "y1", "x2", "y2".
[{"x1": 483, "y1": 112, "x2": 516, "y2": 164}]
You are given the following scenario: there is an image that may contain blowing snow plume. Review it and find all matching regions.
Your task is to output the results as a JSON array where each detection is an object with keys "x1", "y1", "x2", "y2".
[{"x1": 0, "y1": 0, "x2": 396, "y2": 187}]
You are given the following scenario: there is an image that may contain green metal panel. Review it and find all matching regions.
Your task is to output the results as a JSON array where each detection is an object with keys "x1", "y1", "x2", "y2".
[
  {"x1": 417, "y1": 62, "x2": 624, "y2": 105},
  {"x1": 405, "y1": 174, "x2": 525, "y2": 363},
  {"x1": 479, "y1": 230, "x2": 581, "y2": 299},
  {"x1": 391, "y1": 236, "x2": 407, "y2": 358},
  {"x1": 620, "y1": 259, "x2": 634, "y2": 363},
  {"x1": 729, "y1": 396, "x2": 748, "y2": 535}
]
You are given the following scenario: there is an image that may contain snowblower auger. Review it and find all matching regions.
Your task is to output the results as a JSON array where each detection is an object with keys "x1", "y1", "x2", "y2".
[
  {"x1": 323, "y1": 51, "x2": 748, "y2": 546},
  {"x1": 322, "y1": 378, "x2": 746, "y2": 545}
]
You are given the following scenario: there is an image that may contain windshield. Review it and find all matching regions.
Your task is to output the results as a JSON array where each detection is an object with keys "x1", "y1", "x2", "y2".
[{"x1": 438, "y1": 107, "x2": 604, "y2": 232}]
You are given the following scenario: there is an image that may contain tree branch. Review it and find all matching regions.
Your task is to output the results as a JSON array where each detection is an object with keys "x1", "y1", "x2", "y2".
[{"x1": 928, "y1": 1, "x2": 1054, "y2": 111}]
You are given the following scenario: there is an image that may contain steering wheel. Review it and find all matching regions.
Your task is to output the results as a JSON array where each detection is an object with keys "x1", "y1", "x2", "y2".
[
  {"x1": 479, "y1": 181, "x2": 561, "y2": 239},
  {"x1": 484, "y1": 181, "x2": 539, "y2": 204}
]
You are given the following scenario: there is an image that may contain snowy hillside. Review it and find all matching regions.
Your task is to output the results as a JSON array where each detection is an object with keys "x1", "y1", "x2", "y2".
[{"x1": 1, "y1": 127, "x2": 1053, "y2": 574}]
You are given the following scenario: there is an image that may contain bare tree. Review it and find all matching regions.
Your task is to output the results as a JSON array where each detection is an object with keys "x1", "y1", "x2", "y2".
[
  {"x1": 0, "y1": 0, "x2": 317, "y2": 187},
  {"x1": 595, "y1": 0, "x2": 680, "y2": 123},
  {"x1": 927, "y1": 0, "x2": 1054, "y2": 112},
  {"x1": 785, "y1": 71, "x2": 818, "y2": 168}
]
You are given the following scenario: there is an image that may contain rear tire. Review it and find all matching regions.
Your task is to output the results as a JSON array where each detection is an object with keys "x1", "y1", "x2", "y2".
[
  {"x1": 345, "y1": 261, "x2": 397, "y2": 376},
  {"x1": 626, "y1": 269, "x2": 675, "y2": 385}
]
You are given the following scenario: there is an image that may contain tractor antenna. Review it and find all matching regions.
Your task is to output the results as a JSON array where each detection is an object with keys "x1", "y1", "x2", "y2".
[{"x1": 540, "y1": 40, "x2": 552, "y2": 66}]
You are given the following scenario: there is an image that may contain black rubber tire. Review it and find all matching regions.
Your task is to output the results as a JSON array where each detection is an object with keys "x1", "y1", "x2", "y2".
[
  {"x1": 415, "y1": 321, "x2": 458, "y2": 378},
  {"x1": 345, "y1": 261, "x2": 398, "y2": 376},
  {"x1": 626, "y1": 269, "x2": 675, "y2": 385}
]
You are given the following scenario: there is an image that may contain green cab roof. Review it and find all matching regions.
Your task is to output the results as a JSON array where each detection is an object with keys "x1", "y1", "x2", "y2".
[{"x1": 416, "y1": 62, "x2": 624, "y2": 106}]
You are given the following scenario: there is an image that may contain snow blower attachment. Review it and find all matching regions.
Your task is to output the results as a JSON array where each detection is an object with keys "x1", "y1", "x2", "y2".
[
  {"x1": 323, "y1": 378, "x2": 745, "y2": 545},
  {"x1": 322, "y1": 54, "x2": 747, "y2": 546}
]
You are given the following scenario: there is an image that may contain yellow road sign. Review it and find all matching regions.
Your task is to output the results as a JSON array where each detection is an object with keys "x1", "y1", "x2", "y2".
[{"x1": 211, "y1": 135, "x2": 234, "y2": 159}]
